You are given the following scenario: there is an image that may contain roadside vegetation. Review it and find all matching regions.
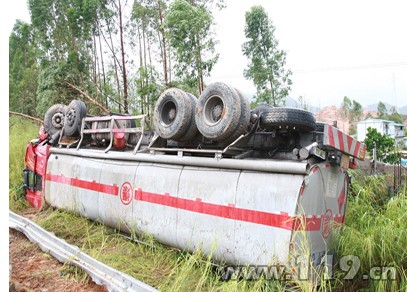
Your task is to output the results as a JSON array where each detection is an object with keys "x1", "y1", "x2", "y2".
[
  {"x1": 331, "y1": 171, "x2": 406, "y2": 291},
  {"x1": 9, "y1": 118, "x2": 407, "y2": 291},
  {"x1": 9, "y1": 116, "x2": 39, "y2": 211}
]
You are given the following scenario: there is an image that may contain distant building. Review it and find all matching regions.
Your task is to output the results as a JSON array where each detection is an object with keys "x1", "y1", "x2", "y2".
[{"x1": 357, "y1": 119, "x2": 405, "y2": 142}]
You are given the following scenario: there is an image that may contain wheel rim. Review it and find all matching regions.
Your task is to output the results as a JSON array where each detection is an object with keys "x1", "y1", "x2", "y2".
[
  {"x1": 65, "y1": 108, "x2": 77, "y2": 127},
  {"x1": 203, "y1": 95, "x2": 224, "y2": 126},
  {"x1": 160, "y1": 99, "x2": 177, "y2": 126},
  {"x1": 51, "y1": 112, "x2": 64, "y2": 129}
]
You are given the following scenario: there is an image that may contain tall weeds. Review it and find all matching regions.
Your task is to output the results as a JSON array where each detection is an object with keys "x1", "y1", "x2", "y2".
[
  {"x1": 331, "y1": 170, "x2": 406, "y2": 291},
  {"x1": 9, "y1": 116, "x2": 39, "y2": 210}
]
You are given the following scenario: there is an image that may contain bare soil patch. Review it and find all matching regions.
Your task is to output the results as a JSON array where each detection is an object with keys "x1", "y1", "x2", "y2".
[{"x1": 9, "y1": 210, "x2": 108, "y2": 292}]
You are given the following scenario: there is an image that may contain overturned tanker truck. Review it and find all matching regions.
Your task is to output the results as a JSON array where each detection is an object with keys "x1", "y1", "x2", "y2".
[{"x1": 23, "y1": 82, "x2": 366, "y2": 280}]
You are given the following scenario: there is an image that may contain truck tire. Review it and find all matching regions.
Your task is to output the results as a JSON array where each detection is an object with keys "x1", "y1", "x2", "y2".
[
  {"x1": 44, "y1": 104, "x2": 67, "y2": 136},
  {"x1": 221, "y1": 88, "x2": 251, "y2": 144},
  {"x1": 153, "y1": 88, "x2": 192, "y2": 140},
  {"x1": 260, "y1": 107, "x2": 316, "y2": 132},
  {"x1": 195, "y1": 82, "x2": 242, "y2": 141},
  {"x1": 251, "y1": 104, "x2": 273, "y2": 118},
  {"x1": 64, "y1": 100, "x2": 87, "y2": 137},
  {"x1": 177, "y1": 92, "x2": 199, "y2": 142}
]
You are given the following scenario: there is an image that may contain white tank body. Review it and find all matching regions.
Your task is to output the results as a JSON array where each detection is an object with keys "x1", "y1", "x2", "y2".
[{"x1": 45, "y1": 148, "x2": 348, "y2": 272}]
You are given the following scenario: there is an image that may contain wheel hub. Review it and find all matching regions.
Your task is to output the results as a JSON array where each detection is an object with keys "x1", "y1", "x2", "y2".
[
  {"x1": 168, "y1": 108, "x2": 176, "y2": 123},
  {"x1": 66, "y1": 109, "x2": 76, "y2": 127},
  {"x1": 51, "y1": 113, "x2": 64, "y2": 129},
  {"x1": 212, "y1": 104, "x2": 223, "y2": 122}
]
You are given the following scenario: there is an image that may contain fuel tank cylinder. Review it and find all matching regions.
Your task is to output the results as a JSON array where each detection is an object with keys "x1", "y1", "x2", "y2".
[{"x1": 44, "y1": 148, "x2": 348, "y2": 272}]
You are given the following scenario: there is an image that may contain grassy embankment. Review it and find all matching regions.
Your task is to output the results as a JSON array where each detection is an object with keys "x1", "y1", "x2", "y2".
[
  {"x1": 9, "y1": 117, "x2": 406, "y2": 291},
  {"x1": 9, "y1": 116, "x2": 40, "y2": 211}
]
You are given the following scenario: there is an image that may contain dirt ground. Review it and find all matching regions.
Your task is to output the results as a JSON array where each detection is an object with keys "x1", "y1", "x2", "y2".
[{"x1": 9, "y1": 210, "x2": 108, "y2": 292}]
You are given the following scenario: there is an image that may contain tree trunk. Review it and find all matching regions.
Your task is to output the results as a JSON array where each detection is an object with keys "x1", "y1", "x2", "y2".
[
  {"x1": 142, "y1": 23, "x2": 148, "y2": 116},
  {"x1": 147, "y1": 33, "x2": 154, "y2": 118},
  {"x1": 98, "y1": 28, "x2": 107, "y2": 108},
  {"x1": 158, "y1": 5, "x2": 168, "y2": 86},
  {"x1": 196, "y1": 38, "x2": 204, "y2": 94},
  {"x1": 137, "y1": 24, "x2": 144, "y2": 115},
  {"x1": 118, "y1": 0, "x2": 129, "y2": 113},
  {"x1": 107, "y1": 22, "x2": 122, "y2": 112},
  {"x1": 168, "y1": 48, "x2": 172, "y2": 85},
  {"x1": 92, "y1": 35, "x2": 98, "y2": 91}
]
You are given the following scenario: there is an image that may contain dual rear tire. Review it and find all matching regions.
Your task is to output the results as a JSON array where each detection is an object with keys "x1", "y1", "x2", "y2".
[
  {"x1": 153, "y1": 88, "x2": 198, "y2": 142},
  {"x1": 153, "y1": 83, "x2": 317, "y2": 143},
  {"x1": 43, "y1": 100, "x2": 87, "y2": 138},
  {"x1": 195, "y1": 82, "x2": 250, "y2": 142},
  {"x1": 153, "y1": 82, "x2": 251, "y2": 143}
]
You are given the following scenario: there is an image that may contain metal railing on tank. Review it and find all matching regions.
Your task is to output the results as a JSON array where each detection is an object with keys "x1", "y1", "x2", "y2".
[{"x1": 76, "y1": 115, "x2": 146, "y2": 154}]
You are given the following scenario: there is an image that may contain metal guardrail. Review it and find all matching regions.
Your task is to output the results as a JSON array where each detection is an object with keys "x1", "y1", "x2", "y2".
[{"x1": 9, "y1": 210, "x2": 158, "y2": 292}]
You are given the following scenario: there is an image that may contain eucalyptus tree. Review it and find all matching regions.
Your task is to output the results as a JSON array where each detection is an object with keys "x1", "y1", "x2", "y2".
[
  {"x1": 165, "y1": 0, "x2": 218, "y2": 94},
  {"x1": 9, "y1": 20, "x2": 39, "y2": 116},
  {"x1": 377, "y1": 101, "x2": 388, "y2": 118},
  {"x1": 27, "y1": 0, "x2": 102, "y2": 114},
  {"x1": 242, "y1": 5, "x2": 292, "y2": 106}
]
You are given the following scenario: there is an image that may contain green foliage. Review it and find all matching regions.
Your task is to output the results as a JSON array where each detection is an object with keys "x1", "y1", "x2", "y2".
[
  {"x1": 377, "y1": 101, "x2": 388, "y2": 118},
  {"x1": 165, "y1": 0, "x2": 219, "y2": 94},
  {"x1": 350, "y1": 100, "x2": 362, "y2": 121},
  {"x1": 332, "y1": 170, "x2": 406, "y2": 291},
  {"x1": 340, "y1": 96, "x2": 352, "y2": 120},
  {"x1": 9, "y1": 117, "x2": 39, "y2": 211},
  {"x1": 28, "y1": 0, "x2": 101, "y2": 59},
  {"x1": 9, "y1": 20, "x2": 40, "y2": 117},
  {"x1": 364, "y1": 127, "x2": 395, "y2": 162},
  {"x1": 21, "y1": 0, "x2": 114, "y2": 114},
  {"x1": 387, "y1": 112, "x2": 404, "y2": 124},
  {"x1": 135, "y1": 66, "x2": 161, "y2": 118},
  {"x1": 376, "y1": 102, "x2": 405, "y2": 124},
  {"x1": 10, "y1": 0, "x2": 223, "y2": 118},
  {"x1": 36, "y1": 62, "x2": 83, "y2": 116},
  {"x1": 242, "y1": 5, "x2": 292, "y2": 107},
  {"x1": 340, "y1": 96, "x2": 362, "y2": 134}
]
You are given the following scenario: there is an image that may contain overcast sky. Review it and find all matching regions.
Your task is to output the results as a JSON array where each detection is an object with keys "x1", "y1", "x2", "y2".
[
  {"x1": 209, "y1": 0, "x2": 407, "y2": 108},
  {"x1": 5, "y1": 0, "x2": 407, "y2": 109}
]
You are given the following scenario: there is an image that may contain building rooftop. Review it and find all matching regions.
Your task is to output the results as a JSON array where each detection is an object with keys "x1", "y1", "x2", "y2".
[
  {"x1": 357, "y1": 118, "x2": 403, "y2": 125},
  {"x1": 389, "y1": 122, "x2": 405, "y2": 127}
]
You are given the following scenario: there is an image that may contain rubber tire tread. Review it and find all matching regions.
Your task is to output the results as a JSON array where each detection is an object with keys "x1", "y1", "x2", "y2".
[
  {"x1": 44, "y1": 104, "x2": 67, "y2": 136},
  {"x1": 153, "y1": 88, "x2": 192, "y2": 140},
  {"x1": 195, "y1": 82, "x2": 242, "y2": 141},
  {"x1": 251, "y1": 104, "x2": 273, "y2": 118},
  {"x1": 178, "y1": 93, "x2": 199, "y2": 142},
  {"x1": 260, "y1": 107, "x2": 316, "y2": 132},
  {"x1": 64, "y1": 100, "x2": 87, "y2": 137},
  {"x1": 221, "y1": 88, "x2": 251, "y2": 144}
]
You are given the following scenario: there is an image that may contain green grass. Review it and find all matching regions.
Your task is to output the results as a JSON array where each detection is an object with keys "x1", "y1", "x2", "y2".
[
  {"x1": 9, "y1": 116, "x2": 40, "y2": 211},
  {"x1": 330, "y1": 171, "x2": 406, "y2": 291},
  {"x1": 9, "y1": 118, "x2": 407, "y2": 291},
  {"x1": 34, "y1": 208, "x2": 289, "y2": 291},
  {"x1": 35, "y1": 208, "x2": 178, "y2": 288}
]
